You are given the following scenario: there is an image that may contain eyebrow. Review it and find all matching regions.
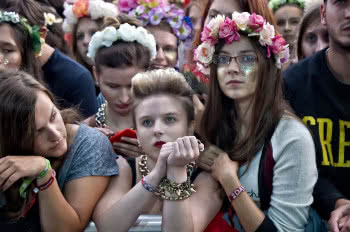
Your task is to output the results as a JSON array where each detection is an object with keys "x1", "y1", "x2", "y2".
[
  {"x1": 138, "y1": 112, "x2": 179, "y2": 120},
  {"x1": 209, "y1": 9, "x2": 231, "y2": 18},
  {"x1": 0, "y1": 41, "x2": 16, "y2": 47}
]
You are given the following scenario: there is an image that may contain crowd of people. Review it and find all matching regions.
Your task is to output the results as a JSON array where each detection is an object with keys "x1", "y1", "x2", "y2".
[{"x1": 0, "y1": 0, "x2": 348, "y2": 231}]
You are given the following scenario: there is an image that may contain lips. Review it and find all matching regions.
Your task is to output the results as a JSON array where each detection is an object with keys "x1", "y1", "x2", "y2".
[
  {"x1": 154, "y1": 141, "x2": 166, "y2": 148},
  {"x1": 150, "y1": 64, "x2": 167, "y2": 70},
  {"x1": 115, "y1": 104, "x2": 130, "y2": 109},
  {"x1": 51, "y1": 137, "x2": 63, "y2": 150},
  {"x1": 226, "y1": 80, "x2": 244, "y2": 86}
]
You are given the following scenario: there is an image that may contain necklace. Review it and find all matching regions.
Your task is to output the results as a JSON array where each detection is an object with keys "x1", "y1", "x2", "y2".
[
  {"x1": 95, "y1": 103, "x2": 107, "y2": 127},
  {"x1": 138, "y1": 154, "x2": 195, "y2": 178}
]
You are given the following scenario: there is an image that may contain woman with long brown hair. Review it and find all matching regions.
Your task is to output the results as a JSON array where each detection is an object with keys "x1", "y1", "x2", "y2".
[
  {"x1": 194, "y1": 11, "x2": 319, "y2": 231},
  {"x1": 0, "y1": 70, "x2": 117, "y2": 231}
]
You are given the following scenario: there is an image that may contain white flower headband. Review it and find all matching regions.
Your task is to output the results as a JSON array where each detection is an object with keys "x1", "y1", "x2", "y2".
[
  {"x1": 62, "y1": 0, "x2": 119, "y2": 34},
  {"x1": 87, "y1": 23, "x2": 157, "y2": 60},
  {"x1": 194, "y1": 12, "x2": 290, "y2": 72},
  {"x1": 268, "y1": 0, "x2": 305, "y2": 12}
]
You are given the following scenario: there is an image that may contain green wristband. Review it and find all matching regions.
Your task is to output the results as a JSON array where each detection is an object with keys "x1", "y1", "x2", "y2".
[{"x1": 37, "y1": 158, "x2": 51, "y2": 179}]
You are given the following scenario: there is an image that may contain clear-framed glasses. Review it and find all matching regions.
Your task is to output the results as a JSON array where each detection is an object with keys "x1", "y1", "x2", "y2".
[{"x1": 213, "y1": 54, "x2": 258, "y2": 68}]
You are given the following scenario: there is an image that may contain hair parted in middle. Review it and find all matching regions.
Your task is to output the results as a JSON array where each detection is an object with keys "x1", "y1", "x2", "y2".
[
  {"x1": 131, "y1": 68, "x2": 195, "y2": 126},
  {"x1": 201, "y1": 33, "x2": 289, "y2": 164},
  {"x1": 94, "y1": 14, "x2": 152, "y2": 74}
]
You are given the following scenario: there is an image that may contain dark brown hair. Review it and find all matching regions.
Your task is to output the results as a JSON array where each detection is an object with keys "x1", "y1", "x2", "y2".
[
  {"x1": 131, "y1": 68, "x2": 194, "y2": 127},
  {"x1": 94, "y1": 14, "x2": 151, "y2": 74},
  {"x1": 0, "y1": 70, "x2": 80, "y2": 221},
  {"x1": 189, "y1": 0, "x2": 277, "y2": 64},
  {"x1": 5, "y1": 0, "x2": 71, "y2": 56},
  {"x1": 201, "y1": 35, "x2": 288, "y2": 164}
]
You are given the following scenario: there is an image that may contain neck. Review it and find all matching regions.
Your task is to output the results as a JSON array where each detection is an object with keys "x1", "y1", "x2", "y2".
[
  {"x1": 235, "y1": 98, "x2": 253, "y2": 137},
  {"x1": 37, "y1": 43, "x2": 55, "y2": 67},
  {"x1": 105, "y1": 104, "x2": 133, "y2": 132},
  {"x1": 327, "y1": 43, "x2": 350, "y2": 85}
]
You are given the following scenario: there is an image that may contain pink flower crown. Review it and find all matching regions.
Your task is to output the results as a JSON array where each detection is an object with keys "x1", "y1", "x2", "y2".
[
  {"x1": 118, "y1": 0, "x2": 193, "y2": 41},
  {"x1": 194, "y1": 12, "x2": 290, "y2": 73}
]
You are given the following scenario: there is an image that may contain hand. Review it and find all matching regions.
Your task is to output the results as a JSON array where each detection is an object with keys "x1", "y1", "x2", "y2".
[
  {"x1": 166, "y1": 136, "x2": 203, "y2": 168},
  {"x1": 197, "y1": 144, "x2": 224, "y2": 171},
  {"x1": 211, "y1": 152, "x2": 239, "y2": 185},
  {"x1": 0, "y1": 156, "x2": 46, "y2": 191},
  {"x1": 193, "y1": 95, "x2": 205, "y2": 134},
  {"x1": 329, "y1": 203, "x2": 350, "y2": 232},
  {"x1": 113, "y1": 137, "x2": 143, "y2": 158}
]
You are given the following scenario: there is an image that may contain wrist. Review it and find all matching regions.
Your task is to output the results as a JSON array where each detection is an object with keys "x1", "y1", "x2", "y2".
[
  {"x1": 37, "y1": 158, "x2": 51, "y2": 179},
  {"x1": 167, "y1": 166, "x2": 187, "y2": 183},
  {"x1": 147, "y1": 170, "x2": 163, "y2": 186},
  {"x1": 220, "y1": 172, "x2": 241, "y2": 196}
]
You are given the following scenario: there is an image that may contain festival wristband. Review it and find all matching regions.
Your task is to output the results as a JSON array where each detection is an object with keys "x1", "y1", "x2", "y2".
[
  {"x1": 37, "y1": 158, "x2": 51, "y2": 179},
  {"x1": 228, "y1": 185, "x2": 245, "y2": 203}
]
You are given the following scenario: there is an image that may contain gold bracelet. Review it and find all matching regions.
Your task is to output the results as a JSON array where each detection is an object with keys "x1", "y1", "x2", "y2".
[{"x1": 158, "y1": 178, "x2": 196, "y2": 201}]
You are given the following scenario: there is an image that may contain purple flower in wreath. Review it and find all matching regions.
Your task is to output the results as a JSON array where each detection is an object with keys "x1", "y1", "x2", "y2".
[
  {"x1": 135, "y1": 5, "x2": 146, "y2": 15},
  {"x1": 168, "y1": 15, "x2": 184, "y2": 29},
  {"x1": 176, "y1": 21, "x2": 192, "y2": 40},
  {"x1": 149, "y1": 7, "x2": 165, "y2": 25}
]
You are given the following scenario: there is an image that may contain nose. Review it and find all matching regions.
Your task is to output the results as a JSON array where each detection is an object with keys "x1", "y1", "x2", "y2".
[
  {"x1": 83, "y1": 34, "x2": 91, "y2": 47},
  {"x1": 155, "y1": 47, "x2": 166, "y2": 64},
  {"x1": 153, "y1": 119, "x2": 164, "y2": 137},
  {"x1": 227, "y1": 57, "x2": 240, "y2": 74},
  {"x1": 119, "y1": 87, "x2": 131, "y2": 104},
  {"x1": 284, "y1": 21, "x2": 291, "y2": 32},
  {"x1": 48, "y1": 125, "x2": 61, "y2": 142}
]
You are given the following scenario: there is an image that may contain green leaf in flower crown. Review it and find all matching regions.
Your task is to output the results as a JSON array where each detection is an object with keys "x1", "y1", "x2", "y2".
[{"x1": 31, "y1": 25, "x2": 42, "y2": 55}]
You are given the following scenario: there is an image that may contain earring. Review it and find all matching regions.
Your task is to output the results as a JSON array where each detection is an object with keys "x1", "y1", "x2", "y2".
[{"x1": 3, "y1": 59, "x2": 9, "y2": 66}]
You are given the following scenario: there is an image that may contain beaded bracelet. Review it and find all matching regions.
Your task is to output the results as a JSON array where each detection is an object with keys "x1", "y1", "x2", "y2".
[
  {"x1": 141, "y1": 177, "x2": 158, "y2": 193},
  {"x1": 228, "y1": 185, "x2": 245, "y2": 203},
  {"x1": 34, "y1": 169, "x2": 56, "y2": 193}
]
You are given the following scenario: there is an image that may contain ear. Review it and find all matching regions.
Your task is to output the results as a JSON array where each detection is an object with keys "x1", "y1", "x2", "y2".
[
  {"x1": 92, "y1": 66, "x2": 99, "y2": 86},
  {"x1": 320, "y1": 4, "x2": 327, "y2": 26},
  {"x1": 188, "y1": 121, "x2": 195, "y2": 136}
]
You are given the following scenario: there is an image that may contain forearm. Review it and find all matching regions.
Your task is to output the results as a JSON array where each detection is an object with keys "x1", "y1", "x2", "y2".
[
  {"x1": 99, "y1": 171, "x2": 163, "y2": 232},
  {"x1": 162, "y1": 167, "x2": 194, "y2": 232},
  {"x1": 221, "y1": 174, "x2": 265, "y2": 232},
  {"x1": 38, "y1": 170, "x2": 85, "y2": 232}
]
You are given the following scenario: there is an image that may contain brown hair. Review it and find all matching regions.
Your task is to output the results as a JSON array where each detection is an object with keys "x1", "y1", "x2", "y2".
[
  {"x1": 131, "y1": 68, "x2": 194, "y2": 126},
  {"x1": 188, "y1": 0, "x2": 277, "y2": 64},
  {"x1": 297, "y1": 3, "x2": 323, "y2": 60},
  {"x1": 0, "y1": 70, "x2": 80, "y2": 221},
  {"x1": 5, "y1": 0, "x2": 71, "y2": 56},
  {"x1": 94, "y1": 14, "x2": 151, "y2": 74},
  {"x1": 201, "y1": 35, "x2": 288, "y2": 164}
]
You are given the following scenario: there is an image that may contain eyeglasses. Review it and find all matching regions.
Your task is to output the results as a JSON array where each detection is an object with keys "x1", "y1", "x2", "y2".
[{"x1": 213, "y1": 54, "x2": 258, "y2": 67}]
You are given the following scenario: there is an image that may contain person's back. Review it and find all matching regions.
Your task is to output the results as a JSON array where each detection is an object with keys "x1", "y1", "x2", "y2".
[{"x1": 283, "y1": 1, "x2": 350, "y2": 228}]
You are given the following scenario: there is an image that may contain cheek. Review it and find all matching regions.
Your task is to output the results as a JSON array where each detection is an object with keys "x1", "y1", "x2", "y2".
[
  {"x1": 217, "y1": 66, "x2": 227, "y2": 88},
  {"x1": 241, "y1": 64, "x2": 257, "y2": 81},
  {"x1": 165, "y1": 52, "x2": 177, "y2": 66}
]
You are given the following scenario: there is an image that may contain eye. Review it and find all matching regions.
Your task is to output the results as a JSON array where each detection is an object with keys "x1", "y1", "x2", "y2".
[
  {"x1": 2, "y1": 48, "x2": 14, "y2": 54},
  {"x1": 290, "y1": 18, "x2": 300, "y2": 25},
  {"x1": 239, "y1": 55, "x2": 257, "y2": 66},
  {"x1": 76, "y1": 32, "x2": 84, "y2": 41},
  {"x1": 165, "y1": 116, "x2": 176, "y2": 123},
  {"x1": 276, "y1": 19, "x2": 286, "y2": 27},
  {"x1": 214, "y1": 55, "x2": 230, "y2": 64},
  {"x1": 305, "y1": 33, "x2": 317, "y2": 43},
  {"x1": 51, "y1": 110, "x2": 57, "y2": 122},
  {"x1": 142, "y1": 119, "x2": 153, "y2": 127}
]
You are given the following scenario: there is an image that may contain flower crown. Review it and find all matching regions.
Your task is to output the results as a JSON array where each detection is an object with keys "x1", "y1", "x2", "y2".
[
  {"x1": 62, "y1": 0, "x2": 119, "y2": 34},
  {"x1": 118, "y1": 0, "x2": 193, "y2": 41},
  {"x1": 87, "y1": 23, "x2": 157, "y2": 60},
  {"x1": 0, "y1": 11, "x2": 42, "y2": 56},
  {"x1": 194, "y1": 12, "x2": 290, "y2": 72},
  {"x1": 268, "y1": 0, "x2": 305, "y2": 12}
]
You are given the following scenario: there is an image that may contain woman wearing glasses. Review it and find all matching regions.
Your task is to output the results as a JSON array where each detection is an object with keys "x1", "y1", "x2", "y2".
[{"x1": 189, "y1": 12, "x2": 319, "y2": 231}]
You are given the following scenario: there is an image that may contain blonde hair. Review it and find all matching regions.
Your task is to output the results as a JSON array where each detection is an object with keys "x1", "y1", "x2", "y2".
[{"x1": 131, "y1": 68, "x2": 195, "y2": 124}]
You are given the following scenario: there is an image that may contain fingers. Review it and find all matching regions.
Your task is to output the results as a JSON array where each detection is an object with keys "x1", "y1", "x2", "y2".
[
  {"x1": 0, "y1": 166, "x2": 16, "y2": 191},
  {"x1": 2, "y1": 171, "x2": 20, "y2": 191},
  {"x1": 120, "y1": 137, "x2": 139, "y2": 146},
  {"x1": 96, "y1": 127, "x2": 114, "y2": 137},
  {"x1": 113, "y1": 142, "x2": 142, "y2": 158}
]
